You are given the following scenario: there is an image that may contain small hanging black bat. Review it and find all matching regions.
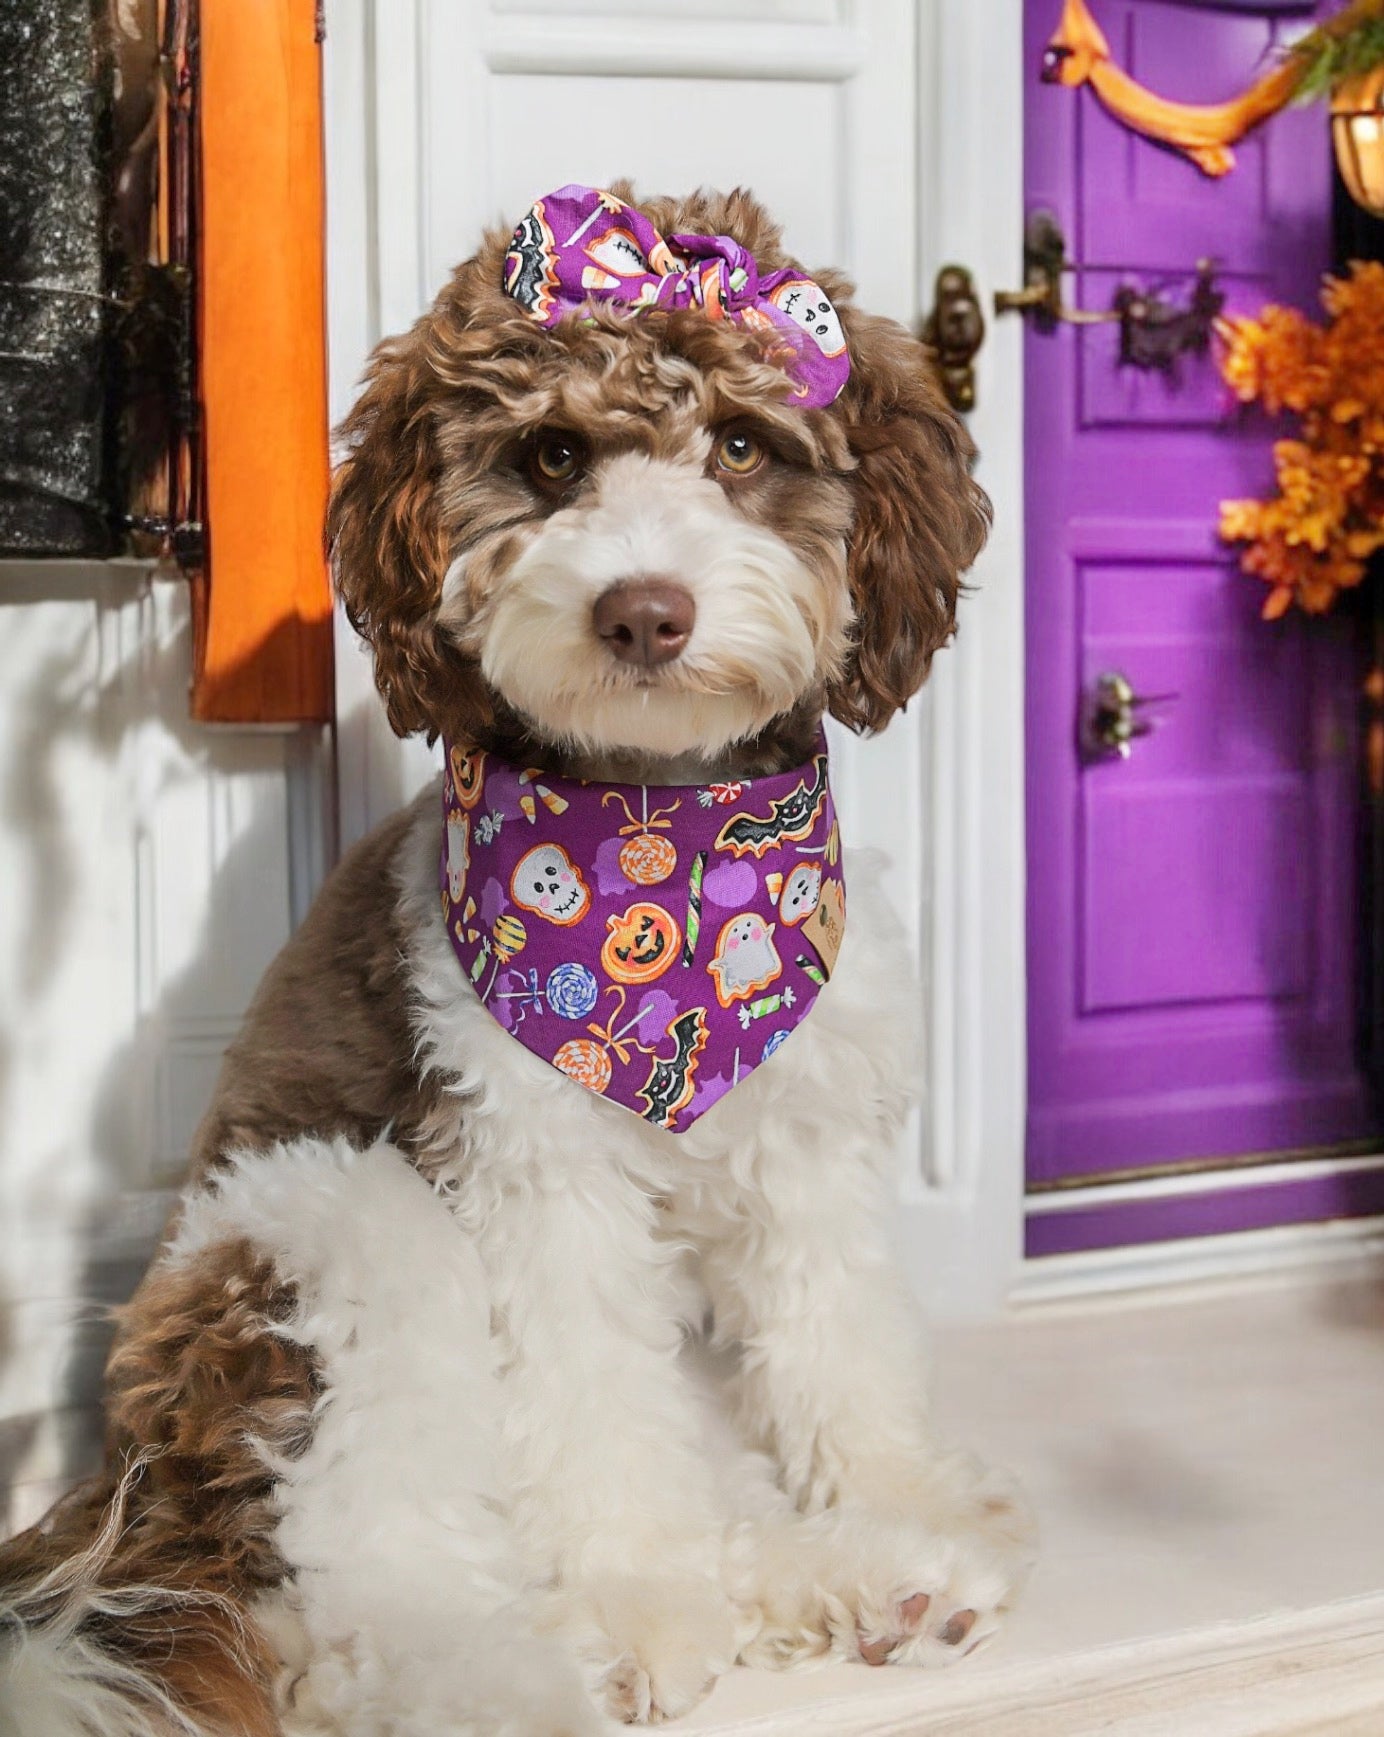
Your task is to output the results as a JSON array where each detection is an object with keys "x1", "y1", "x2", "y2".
[
  {"x1": 637, "y1": 1008, "x2": 709, "y2": 1128},
  {"x1": 713, "y1": 755, "x2": 829, "y2": 859}
]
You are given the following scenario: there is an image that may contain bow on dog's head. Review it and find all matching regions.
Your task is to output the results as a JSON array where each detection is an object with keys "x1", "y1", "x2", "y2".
[
  {"x1": 502, "y1": 185, "x2": 851, "y2": 410},
  {"x1": 329, "y1": 183, "x2": 990, "y2": 766}
]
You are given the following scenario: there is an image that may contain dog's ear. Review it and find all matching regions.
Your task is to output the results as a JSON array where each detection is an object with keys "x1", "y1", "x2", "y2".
[
  {"x1": 826, "y1": 308, "x2": 991, "y2": 734},
  {"x1": 328, "y1": 275, "x2": 497, "y2": 744}
]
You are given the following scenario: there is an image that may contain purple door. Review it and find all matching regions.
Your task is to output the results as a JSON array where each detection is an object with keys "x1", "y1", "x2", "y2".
[{"x1": 1024, "y1": 0, "x2": 1384, "y2": 1253}]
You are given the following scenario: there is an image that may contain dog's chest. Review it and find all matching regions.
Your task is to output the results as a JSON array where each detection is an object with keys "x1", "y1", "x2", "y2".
[{"x1": 403, "y1": 810, "x2": 921, "y2": 1224}]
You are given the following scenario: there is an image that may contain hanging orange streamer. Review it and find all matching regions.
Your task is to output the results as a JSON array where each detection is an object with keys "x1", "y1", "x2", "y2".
[
  {"x1": 195, "y1": 0, "x2": 333, "y2": 724},
  {"x1": 1043, "y1": 0, "x2": 1309, "y2": 176}
]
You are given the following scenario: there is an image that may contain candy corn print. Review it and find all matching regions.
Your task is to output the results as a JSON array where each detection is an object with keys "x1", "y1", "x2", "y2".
[{"x1": 439, "y1": 736, "x2": 845, "y2": 1132}]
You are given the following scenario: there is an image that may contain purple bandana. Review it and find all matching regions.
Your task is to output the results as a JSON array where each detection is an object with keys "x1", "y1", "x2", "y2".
[
  {"x1": 502, "y1": 184, "x2": 850, "y2": 409},
  {"x1": 440, "y1": 739, "x2": 847, "y2": 1133}
]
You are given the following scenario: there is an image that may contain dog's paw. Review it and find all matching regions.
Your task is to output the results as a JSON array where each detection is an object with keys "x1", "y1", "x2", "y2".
[
  {"x1": 564, "y1": 1572, "x2": 736, "y2": 1724},
  {"x1": 838, "y1": 1512, "x2": 1022, "y2": 1668},
  {"x1": 733, "y1": 1463, "x2": 1034, "y2": 1673}
]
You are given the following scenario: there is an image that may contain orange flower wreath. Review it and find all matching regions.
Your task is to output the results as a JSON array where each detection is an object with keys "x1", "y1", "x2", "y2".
[{"x1": 1219, "y1": 261, "x2": 1384, "y2": 619}]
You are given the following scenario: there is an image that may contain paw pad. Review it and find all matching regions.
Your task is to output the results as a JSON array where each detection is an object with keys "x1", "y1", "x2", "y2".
[
  {"x1": 940, "y1": 1608, "x2": 977, "y2": 1647},
  {"x1": 857, "y1": 1591, "x2": 933, "y2": 1665}
]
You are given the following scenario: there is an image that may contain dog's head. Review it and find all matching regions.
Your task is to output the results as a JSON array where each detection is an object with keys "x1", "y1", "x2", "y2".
[{"x1": 329, "y1": 186, "x2": 989, "y2": 765}]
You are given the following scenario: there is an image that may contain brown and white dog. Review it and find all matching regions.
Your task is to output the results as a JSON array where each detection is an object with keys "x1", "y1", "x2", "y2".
[{"x1": 0, "y1": 187, "x2": 1032, "y2": 1736}]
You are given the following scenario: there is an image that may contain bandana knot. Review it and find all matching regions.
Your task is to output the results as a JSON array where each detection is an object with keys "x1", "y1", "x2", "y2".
[
  {"x1": 502, "y1": 184, "x2": 850, "y2": 409},
  {"x1": 440, "y1": 737, "x2": 847, "y2": 1133}
]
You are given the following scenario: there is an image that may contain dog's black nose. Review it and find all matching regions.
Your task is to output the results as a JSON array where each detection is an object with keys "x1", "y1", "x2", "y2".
[{"x1": 592, "y1": 578, "x2": 695, "y2": 667}]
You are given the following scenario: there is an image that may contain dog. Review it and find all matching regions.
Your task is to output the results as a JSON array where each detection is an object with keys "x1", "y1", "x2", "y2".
[{"x1": 0, "y1": 183, "x2": 1032, "y2": 1736}]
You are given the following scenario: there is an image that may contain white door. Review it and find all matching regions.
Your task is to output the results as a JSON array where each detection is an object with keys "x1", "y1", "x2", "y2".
[{"x1": 324, "y1": 0, "x2": 1027, "y2": 1315}]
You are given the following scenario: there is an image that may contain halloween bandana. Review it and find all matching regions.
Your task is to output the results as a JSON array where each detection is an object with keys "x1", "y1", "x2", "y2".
[
  {"x1": 440, "y1": 739, "x2": 847, "y2": 1133},
  {"x1": 502, "y1": 183, "x2": 851, "y2": 409}
]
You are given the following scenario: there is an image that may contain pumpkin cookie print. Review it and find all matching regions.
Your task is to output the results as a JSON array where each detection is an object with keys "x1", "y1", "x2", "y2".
[
  {"x1": 601, "y1": 901, "x2": 681, "y2": 985},
  {"x1": 448, "y1": 744, "x2": 487, "y2": 809}
]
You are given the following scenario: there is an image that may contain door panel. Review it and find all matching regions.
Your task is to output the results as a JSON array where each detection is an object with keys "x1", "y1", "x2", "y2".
[
  {"x1": 1024, "y1": 0, "x2": 1379, "y2": 1212},
  {"x1": 1078, "y1": 3, "x2": 1318, "y2": 271},
  {"x1": 1082, "y1": 783, "x2": 1309, "y2": 1009}
]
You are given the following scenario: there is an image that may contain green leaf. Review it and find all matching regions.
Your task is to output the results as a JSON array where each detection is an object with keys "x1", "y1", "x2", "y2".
[{"x1": 1288, "y1": 18, "x2": 1384, "y2": 106}]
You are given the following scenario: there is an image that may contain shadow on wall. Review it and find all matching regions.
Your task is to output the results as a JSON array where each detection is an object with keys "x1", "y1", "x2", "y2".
[{"x1": 0, "y1": 567, "x2": 331, "y2": 1534}]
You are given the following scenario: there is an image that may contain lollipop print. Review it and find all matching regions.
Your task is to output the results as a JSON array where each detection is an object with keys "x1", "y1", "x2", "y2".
[
  {"x1": 553, "y1": 1038, "x2": 613, "y2": 1095},
  {"x1": 602, "y1": 788, "x2": 680, "y2": 886},
  {"x1": 493, "y1": 913, "x2": 527, "y2": 962},
  {"x1": 479, "y1": 911, "x2": 526, "y2": 1001},
  {"x1": 552, "y1": 984, "x2": 656, "y2": 1100},
  {"x1": 546, "y1": 962, "x2": 599, "y2": 1020},
  {"x1": 491, "y1": 968, "x2": 546, "y2": 1027},
  {"x1": 488, "y1": 961, "x2": 599, "y2": 1033}
]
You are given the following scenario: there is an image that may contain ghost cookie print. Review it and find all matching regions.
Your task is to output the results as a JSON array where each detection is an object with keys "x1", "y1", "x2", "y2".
[
  {"x1": 706, "y1": 912, "x2": 784, "y2": 1009},
  {"x1": 437, "y1": 730, "x2": 846, "y2": 1132}
]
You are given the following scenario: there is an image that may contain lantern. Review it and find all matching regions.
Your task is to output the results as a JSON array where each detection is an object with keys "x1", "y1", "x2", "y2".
[{"x1": 1333, "y1": 66, "x2": 1384, "y2": 219}]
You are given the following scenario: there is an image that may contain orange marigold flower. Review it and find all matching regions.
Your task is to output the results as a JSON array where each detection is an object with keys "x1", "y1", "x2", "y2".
[
  {"x1": 1218, "y1": 262, "x2": 1384, "y2": 619},
  {"x1": 1263, "y1": 586, "x2": 1294, "y2": 620}
]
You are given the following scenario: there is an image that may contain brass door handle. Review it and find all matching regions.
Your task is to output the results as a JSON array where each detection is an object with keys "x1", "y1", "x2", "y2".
[
  {"x1": 1083, "y1": 671, "x2": 1177, "y2": 761},
  {"x1": 994, "y1": 211, "x2": 1224, "y2": 371},
  {"x1": 922, "y1": 265, "x2": 986, "y2": 413},
  {"x1": 993, "y1": 210, "x2": 1117, "y2": 331}
]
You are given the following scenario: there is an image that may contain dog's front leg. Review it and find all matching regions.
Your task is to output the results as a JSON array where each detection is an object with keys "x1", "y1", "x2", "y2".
[
  {"x1": 166, "y1": 1137, "x2": 604, "y2": 1737},
  {"x1": 471, "y1": 1136, "x2": 736, "y2": 1724},
  {"x1": 699, "y1": 1129, "x2": 1035, "y2": 1671}
]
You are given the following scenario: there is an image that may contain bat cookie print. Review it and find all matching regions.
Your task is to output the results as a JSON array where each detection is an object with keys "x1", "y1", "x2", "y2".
[
  {"x1": 437, "y1": 731, "x2": 844, "y2": 1130},
  {"x1": 714, "y1": 754, "x2": 830, "y2": 859},
  {"x1": 636, "y1": 1007, "x2": 710, "y2": 1128}
]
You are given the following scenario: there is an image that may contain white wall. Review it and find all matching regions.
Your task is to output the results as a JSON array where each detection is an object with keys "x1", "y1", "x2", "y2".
[{"x1": 0, "y1": 563, "x2": 328, "y2": 1531}]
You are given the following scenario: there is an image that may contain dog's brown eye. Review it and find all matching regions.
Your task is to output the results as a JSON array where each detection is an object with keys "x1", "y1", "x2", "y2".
[
  {"x1": 715, "y1": 431, "x2": 764, "y2": 476},
  {"x1": 532, "y1": 434, "x2": 584, "y2": 485}
]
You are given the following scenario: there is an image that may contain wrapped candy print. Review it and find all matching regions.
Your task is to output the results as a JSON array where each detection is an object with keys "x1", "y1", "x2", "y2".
[{"x1": 439, "y1": 733, "x2": 845, "y2": 1133}]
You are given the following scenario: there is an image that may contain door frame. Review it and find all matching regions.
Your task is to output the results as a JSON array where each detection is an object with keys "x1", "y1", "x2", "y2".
[
  {"x1": 908, "y1": 0, "x2": 1028, "y2": 1312},
  {"x1": 323, "y1": 0, "x2": 1031, "y2": 1316}
]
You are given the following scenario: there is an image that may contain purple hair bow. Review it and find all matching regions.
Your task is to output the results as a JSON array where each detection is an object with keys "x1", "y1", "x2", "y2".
[{"x1": 502, "y1": 184, "x2": 850, "y2": 409}]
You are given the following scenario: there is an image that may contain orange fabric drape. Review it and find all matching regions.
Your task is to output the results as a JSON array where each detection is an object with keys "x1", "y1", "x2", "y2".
[{"x1": 194, "y1": 0, "x2": 333, "y2": 723}]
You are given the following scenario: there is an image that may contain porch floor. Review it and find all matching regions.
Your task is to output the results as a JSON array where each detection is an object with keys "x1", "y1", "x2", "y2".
[{"x1": 682, "y1": 1270, "x2": 1384, "y2": 1735}]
